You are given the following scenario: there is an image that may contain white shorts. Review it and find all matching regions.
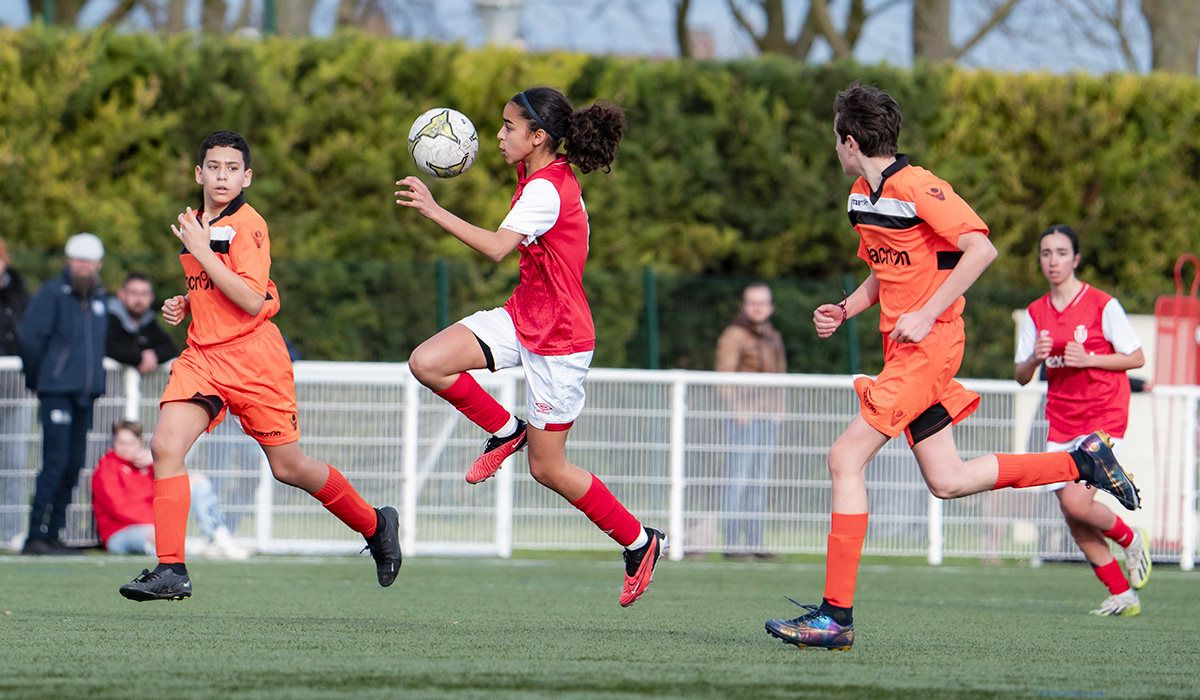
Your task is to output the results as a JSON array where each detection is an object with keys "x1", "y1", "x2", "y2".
[
  {"x1": 1043, "y1": 434, "x2": 1124, "y2": 493},
  {"x1": 458, "y1": 308, "x2": 593, "y2": 431}
]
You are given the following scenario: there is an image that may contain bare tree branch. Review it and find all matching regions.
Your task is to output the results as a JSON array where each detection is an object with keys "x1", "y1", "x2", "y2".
[
  {"x1": 952, "y1": 0, "x2": 1023, "y2": 59},
  {"x1": 674, "y1": 0, "x2": 693, "y2": 58},
  {"x1": 810, "y1": 0, "x2": 851, "y2": 58}
]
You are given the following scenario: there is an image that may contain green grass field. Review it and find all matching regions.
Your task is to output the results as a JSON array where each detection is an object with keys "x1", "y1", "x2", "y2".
[{"x1": 1, "y1": 552, "x2": 1197, "y2": 700}]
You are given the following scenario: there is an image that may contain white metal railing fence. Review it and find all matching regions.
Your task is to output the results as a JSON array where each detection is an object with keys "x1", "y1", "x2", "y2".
[{"x1": 0, "y1": 357, "x2": 1196, "y2": 570}]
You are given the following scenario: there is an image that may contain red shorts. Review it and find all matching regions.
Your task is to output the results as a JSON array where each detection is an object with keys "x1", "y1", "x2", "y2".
[
  {"x1": 160, "y1": 322, "x2": 299, "y2": 446},
  {"x1": 854, "y1": 317, "x2": 980, "y2": 446}
]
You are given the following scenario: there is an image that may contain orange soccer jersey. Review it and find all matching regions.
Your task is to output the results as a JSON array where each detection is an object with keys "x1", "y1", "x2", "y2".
[
  {"x1": 161, "y1": 193, "x2": 297, "y2": 445},
  {"x1": 849, "y1": 155, "x2": 988, "y2": 335},
  {"x1": 848, "y1": 155, "x2": 988, "y2": 442}
]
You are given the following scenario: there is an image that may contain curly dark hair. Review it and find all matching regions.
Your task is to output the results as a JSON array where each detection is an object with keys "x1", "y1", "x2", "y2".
[
  {"x1": 511, "y1": 87, "x2": 625, "y2": 174},
  {"x1": 833, "y1": 82, "x2": 901, "y2": 158}
]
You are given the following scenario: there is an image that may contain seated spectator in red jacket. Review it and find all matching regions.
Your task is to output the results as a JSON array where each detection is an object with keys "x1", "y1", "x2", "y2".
[{"x1": 92, "y1": 420, "x2": 248, "y2": 559}]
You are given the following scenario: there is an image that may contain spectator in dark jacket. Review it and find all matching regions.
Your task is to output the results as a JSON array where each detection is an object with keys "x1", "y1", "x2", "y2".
[
  {"x1": 0, "y1": 238, "x2": 32, "y2": 548},
  {"x1": 106, "y1": 272, "x2": 178, "y2": 374},
  {"x1": 18, "y1": 233, "x2": 108, "y2": 555},
  {"x1": 0, "y1": 239, "x2": 29, "y2": 356}
]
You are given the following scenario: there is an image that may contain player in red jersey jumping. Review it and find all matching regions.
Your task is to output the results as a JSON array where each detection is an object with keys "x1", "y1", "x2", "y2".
[
  {"x1": 1016, "y1": 224, "x2": 1150, "y2": 616},
  {"x1": 764, "y1": 82, "x2": 1141, "y2": 650},
  {"x1": 396, "y1": 87, "x2": 666, "y2": 607}
]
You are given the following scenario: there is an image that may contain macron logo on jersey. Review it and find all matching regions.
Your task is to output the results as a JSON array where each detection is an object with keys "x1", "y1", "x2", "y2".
[{"x1": 864, "y1": 245, "x2": 912, "y2": 266}]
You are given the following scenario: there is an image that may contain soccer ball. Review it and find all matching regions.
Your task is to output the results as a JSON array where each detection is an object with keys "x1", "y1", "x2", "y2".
[{"x1": 407, "y1": 108, "x2": 479, "y2": 178}]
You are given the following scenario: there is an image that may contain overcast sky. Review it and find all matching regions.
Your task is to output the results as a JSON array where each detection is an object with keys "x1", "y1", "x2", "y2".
[{"x1": 0, "y1": 0, "x2": 1154, "y2": 74}]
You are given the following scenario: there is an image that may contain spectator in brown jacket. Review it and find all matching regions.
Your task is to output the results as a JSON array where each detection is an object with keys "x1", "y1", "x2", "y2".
[{"x1": 715, "y1": 283, "x2": 786, "y2": 558}]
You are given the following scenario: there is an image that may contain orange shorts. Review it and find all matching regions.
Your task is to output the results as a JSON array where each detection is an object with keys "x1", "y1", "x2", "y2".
[
  {"x1": 854, "y1": 317, "x2": 980, "y2": 447},
  {"x1": 160, "y1": 321, "x2": 299, "y2": 446}
]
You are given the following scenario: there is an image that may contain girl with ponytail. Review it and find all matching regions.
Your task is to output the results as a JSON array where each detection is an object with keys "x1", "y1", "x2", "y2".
[{"x1": 396, "y1": 87, "x2": 666, "y2": 608}]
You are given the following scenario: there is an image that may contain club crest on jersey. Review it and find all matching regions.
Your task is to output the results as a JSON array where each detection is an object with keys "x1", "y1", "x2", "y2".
[
  {"x1": 253, "y1": 230, "x2": 264, "y2": 248},
  {"x1": 927, "y1": 187, "x2": 945, "y2": 201},
  {"x1": 1074, "y1": 325, "x2": 1088, "y2": 344}
]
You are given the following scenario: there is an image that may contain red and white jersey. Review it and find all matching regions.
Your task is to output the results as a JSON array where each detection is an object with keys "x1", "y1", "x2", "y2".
[
  {"x1": 500, "y1": 157, "x2": 595, "y2": 355},
  {"x1": 1015, "y1": 284, "x2": 1141, "y2": 441}
]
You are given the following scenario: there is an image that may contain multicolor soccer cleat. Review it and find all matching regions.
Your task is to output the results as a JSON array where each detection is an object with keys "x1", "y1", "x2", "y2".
[
  {"x1": 1089, "y1": 590, "x2": 1140, "y2": 617},
  {"x1": 620, "y1": 527, "x2": 667, "y2": 607},
  {"x1": 765, "y1": 598, "x2": 854, "y2": 650},
  {"x1": 466, "y1": 419, "x2": 528, "y2": 484},
  {"x1": 119, "y1": 565, "x2": 192, "y2": 602},
  {"x1": 1124, "y1": 527, "x2": 1152, "y2": 591},
  {"x1": 1073, "y1": 431, "x2": 1141, "y2": 511}
]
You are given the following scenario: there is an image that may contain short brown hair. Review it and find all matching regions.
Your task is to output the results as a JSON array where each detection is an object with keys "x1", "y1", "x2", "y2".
[
  {"x1": 112, "y1": 419, "x2": 143, "y2": 440},
  {"x1": 834, "y1": 82, "x2": 902, "y2": 158}
]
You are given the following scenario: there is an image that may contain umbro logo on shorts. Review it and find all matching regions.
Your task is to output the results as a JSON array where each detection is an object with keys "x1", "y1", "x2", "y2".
[{"x1": 534, "y1": 402, "x2": 554, "y2": 414}]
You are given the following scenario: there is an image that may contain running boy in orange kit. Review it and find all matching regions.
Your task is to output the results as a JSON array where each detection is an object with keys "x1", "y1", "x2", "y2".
[
  {"x1": 763, "y1": 83, "x2": 1141, "y2": 649},
  {"x1": 118, "y1": 130, "x2": 400, "y2": 601}
]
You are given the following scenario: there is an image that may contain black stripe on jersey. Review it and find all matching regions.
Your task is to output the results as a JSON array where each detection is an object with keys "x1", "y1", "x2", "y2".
[
  {"x1": 848, "y1": 210, "x2": 924, "y2": 230},
  {"x1": 937, "y1": 251, "x2": 963, "y2": 270},
  {"x1": 179, "y1": 240, "x2": 230, "y2": 255}
]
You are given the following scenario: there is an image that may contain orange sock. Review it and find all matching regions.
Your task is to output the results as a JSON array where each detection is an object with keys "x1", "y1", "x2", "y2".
[
  {"x1": 153, "y1": 474, "x2": 191, "y2": 564},
  {"x1": 994, "y1": 452, "x2": 1079, "y2": 489},
  {"x1": 313, "y1": 465, "x2": 378, "y2": 536},
  {"x1": 823, "y1": 512, "x2": 869, "y2": 608}
]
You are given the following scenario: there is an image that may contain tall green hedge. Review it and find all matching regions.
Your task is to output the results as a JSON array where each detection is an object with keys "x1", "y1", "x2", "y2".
[{"x1": 1, "y1": 28, "x2": 1193, "y2": 376}]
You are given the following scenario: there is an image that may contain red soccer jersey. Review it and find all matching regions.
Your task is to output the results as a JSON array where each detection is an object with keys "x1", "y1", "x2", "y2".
[
  {"x1": 502, "y1": 157, "x2": 595, "y2": 355},
  {"x1": 1018, "y1": 284, "x2": 1139, "y2": 441},
  {"x1": 849, "y1": 155, "x2": 989, "y2": 334},
  {"x1": 181, "y1": 194, "x2": 279, "y2": 347},
  {"x1": 91, "y1": 450, "x2": 154, "y2": 545}
]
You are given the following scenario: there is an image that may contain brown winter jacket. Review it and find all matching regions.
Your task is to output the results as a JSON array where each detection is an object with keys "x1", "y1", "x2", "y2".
[{"x1": 715, "y1": 312, "x2": 787, "y2": 416}]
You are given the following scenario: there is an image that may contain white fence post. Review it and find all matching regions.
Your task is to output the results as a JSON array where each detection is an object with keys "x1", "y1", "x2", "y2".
[
  {"x1": 926, "y1": 492, "x2": 943, "y2": 565},
  {"x1": 1182, "y1": 394, "x2": 1198, "y2": 572},
  {"x1": 401, "y1": 368, "x2": 421, "y2": 557},
  {"x1": 668, "y1": 373, "x2": 686, "y2": 561},
  {"x1": 121, "y1": 366, "x2": 141, "y2": 421},
  {"x1": 494, "y1": 373, "x2": 517, "y2": 558}
]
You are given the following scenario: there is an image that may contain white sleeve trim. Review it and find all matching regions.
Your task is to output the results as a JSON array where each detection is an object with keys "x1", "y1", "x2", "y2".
[
  {"x1": 500, "y1": 179, "x2": 561, "y2": 246},
  {"x1": 1015, "y1": 309, "x2": 1037, "y2": 364},
  {"x1": 1101, "y1": 298, "x2": 1142, "y2": 355}
]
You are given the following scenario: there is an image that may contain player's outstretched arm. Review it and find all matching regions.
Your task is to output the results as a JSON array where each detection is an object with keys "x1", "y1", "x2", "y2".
[
  {"x1": 395, "y1": 176, "x2": 524, "y2": 261},
  {"x1": 172, "y1": 208, "x2": 265, "y2": 317}
]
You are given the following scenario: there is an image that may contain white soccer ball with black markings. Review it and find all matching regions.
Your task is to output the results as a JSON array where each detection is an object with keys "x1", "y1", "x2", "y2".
[{"x1": 407, "y1": 108, "x2": 479, "y2": 178}]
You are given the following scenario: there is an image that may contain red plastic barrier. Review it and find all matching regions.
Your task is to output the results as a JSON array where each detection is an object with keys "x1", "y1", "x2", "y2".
[{"x1": 1154, "y1": 253, "x2": 1200, "y2": 386}]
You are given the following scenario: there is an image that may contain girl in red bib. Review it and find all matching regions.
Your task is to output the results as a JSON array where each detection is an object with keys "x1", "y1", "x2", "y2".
[
  {"x1": 1015, "y1": 224, "x2": 1150, "y2": 616},
  {"x1": 396, "y1": 87, "x2": 666, "y2": 607}
]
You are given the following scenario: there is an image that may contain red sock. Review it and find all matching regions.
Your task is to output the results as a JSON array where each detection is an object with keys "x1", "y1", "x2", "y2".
[
  {"x1": 153, "y1": 474, "x2": 191, "y2": 564},
  {"x1": 994, "y1": 452, "x2": 1079, "y2": 489},
  {"x1": 434, "y1": 373, "x2": 511, "y2": 434},
  {"x1": 1093, "y1": 559, "x2": 1131, "y2": 595},
  {"x1": 823, "y1": 512, "x2": 869, "y2": 608},
  {"x1": 313, "y1": 465, "x2": 378, "y2": 536},
  {"x1": 1103, "y1": 517, "x2": 1135, "y2": 548},
  {"x1": 568, "y1": 473, "x2": 642, "y2": 547}
]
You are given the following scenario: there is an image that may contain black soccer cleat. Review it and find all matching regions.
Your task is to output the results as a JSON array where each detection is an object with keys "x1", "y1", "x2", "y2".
[
  {"x1": 363, "y1": 506, "x2": 402, "y2": 587},
  {"x1": 1072, "y1": 431, "x2": 1141, "y2": 511},
  {"x1": 119, "y1": 565, "x2": 192, "y2": 602}
]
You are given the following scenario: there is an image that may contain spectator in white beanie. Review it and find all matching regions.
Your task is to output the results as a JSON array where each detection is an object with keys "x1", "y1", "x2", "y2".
[{"x1": 16, "y1": 233, "x2": 109, "y2": 555}]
